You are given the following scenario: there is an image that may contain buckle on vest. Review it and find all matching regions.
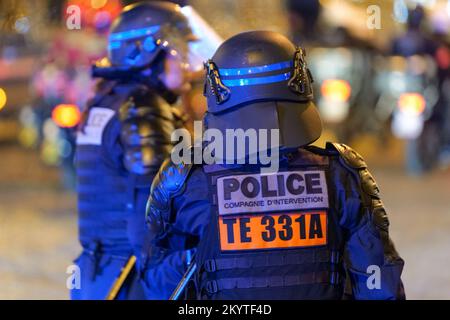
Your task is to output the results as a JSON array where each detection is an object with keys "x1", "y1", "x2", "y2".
[
  {"x1": 205, "y1": 280, "x2": 218, "y2": 294},
  {"x1": 330, "y1": 272, "x2": 340, "y2": 285},
  {"x1": 331, "y1": 251, "x2": 340, "y2": 264},
  {"x1": 204, "y1": 259, "x2": 216, "y2": 272}
]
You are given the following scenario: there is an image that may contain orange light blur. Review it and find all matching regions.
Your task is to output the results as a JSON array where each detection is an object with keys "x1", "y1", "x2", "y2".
[
  {"x1": 90, "y1": 0, "x2": 107, "y2": 9},
  {"x1": 52, "y1": 104, "x2": 81, "y2": 128},
  {"x1": 321, "y1": 79, "x2": 352, "y2": 102},
  {"x1": 0, "y1": 88, "x2": 7, "y2": 111},
  {"x1": 398, "y1": 93, "x2": 426, "y2": 116}
]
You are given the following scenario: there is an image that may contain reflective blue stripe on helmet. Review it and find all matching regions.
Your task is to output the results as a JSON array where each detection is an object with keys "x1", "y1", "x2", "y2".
[
  {"x1": 108, "y1": 41, "x2": 121, "y2": 50},
  {"x1": 222, "y1": 72, "x2": 291, "y2": 87},
  {"x1": 220, "y1": 61, "x2": 291, "y2": 76},
  {"x1": 109, "y1": 25, "x2": 160, "y2": 42}
]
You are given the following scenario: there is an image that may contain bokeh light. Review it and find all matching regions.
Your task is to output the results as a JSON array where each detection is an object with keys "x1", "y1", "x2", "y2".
[
  {"x1": 321, "y1": 79, "x2": 352, "y2": 102},
  {"x1": 398, "y1": 93, "x2": 427, "y2": 116},
  {"x1": 51, "y1": 104, "x2": 81, "y2": 128},
  {"x1": 14, "y1": 16, "x2": 30, "y2": 34},
  {"x1": 0, "y1": 88, "x2": 7, "y2": 111},
  {"x1": 91, "y1": 0, "x2": 107, "y2": 9}
]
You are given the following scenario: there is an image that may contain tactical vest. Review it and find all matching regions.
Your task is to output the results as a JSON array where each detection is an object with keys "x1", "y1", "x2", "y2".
[
  {"x1": 75, "y1": 82, "x2": 148, "y2": 256},
  {"x1": 195, "y1": 148, "x2": 346, "y2": 300}
]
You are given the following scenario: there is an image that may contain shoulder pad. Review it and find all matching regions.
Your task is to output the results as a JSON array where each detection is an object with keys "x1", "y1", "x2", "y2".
[
  {"x1": 146, "y1": 158, "x2": 194, "y2": 234},
  {"x1": 327, "y1": 142, "x2": 380, "y2": 199},
  {"x1": 326, "y1": 142, "x2": 367, "y2": 169},
  {"x1": 155, "y1": 159, "x2": 193, "y2": 196},
  {"x1": 359, "y1": 168, "x2": 380, "y2": 198}
]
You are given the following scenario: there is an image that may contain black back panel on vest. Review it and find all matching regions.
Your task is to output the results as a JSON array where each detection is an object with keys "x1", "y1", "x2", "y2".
[
  {"x1": 75, "y1": 82, "x2": 142, "y2": 254},
  {"x1": 196, "y1": 148, "x2": 345, "y2": 300}
]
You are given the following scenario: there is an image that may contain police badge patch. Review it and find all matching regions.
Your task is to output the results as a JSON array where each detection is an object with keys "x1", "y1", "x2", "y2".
[{"x1": 216, "y1": 170, "x2": 329, "y2": 251}]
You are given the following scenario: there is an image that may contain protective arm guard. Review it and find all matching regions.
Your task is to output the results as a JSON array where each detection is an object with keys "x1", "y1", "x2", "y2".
[
  {"x1": 145, "y1": 159, "x2": 193, "y2": 236},
  {"x1": 139, "y1": 159, "x2": 194, "y2": 298},
  {"x1": 119, "y1": 91, "x2": 176, "y2": 175},
  {"x1": 330, "y1": 143, "x2": 406, "y2": 300}
]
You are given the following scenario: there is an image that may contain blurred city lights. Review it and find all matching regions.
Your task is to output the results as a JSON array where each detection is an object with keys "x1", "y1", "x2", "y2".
[
  {"x1": 93, "y1": 10, "x2": 112, "y2": 30},
  {"x1": 2, "y1": 46, "x2": 18, "y2": 64},
  {"x1": 41, "y1": 141, "x2": 61, "y2": 165},
  {"x1": 91, "y1": 0, "x2": 107, "y2": 9},
  {"x1": 0, "y1": 88, "x2": 7, "y2": 111},
  {"x1": 65, "y1": 0, "x2": 122, "y2": 31},
  {"x1": 43, "y1": 119, "x2": 60, "y2": 143},
  {"x1": 393, "y1": 0, "x2": 409, "y2": 23},
  {"x1": 18, "y1": 107, "x2": 39, "y2": 148},
  {"x1": 398, "y1": 93, "x2": 426, "y2": 116},
  {"x1": 14, "y1": 17, "x2": 30, "y2": 34},
  {"x1": 436, "y1": 46, "x2": 450, "y2": 69},
  {"x1": 392, "y1": 111, "x2": 424, "y2": 139},
  {"x1": 321, "y1": 79, "x2": 352, "y2": 102},
  {"x1": 410, "y1": 0, "x2": 436, "y2": 8},
  {"x1": 51, "y1": 104, "x2": 81, "y2": 128}
]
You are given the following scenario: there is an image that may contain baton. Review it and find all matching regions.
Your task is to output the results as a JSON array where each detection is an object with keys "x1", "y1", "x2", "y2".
[
  {"x1": 169, "y1": 258, "x2": 197, "y2": 300},
  {"x1": 105, "y1": 255, "x2": 136, "y2": 300}
]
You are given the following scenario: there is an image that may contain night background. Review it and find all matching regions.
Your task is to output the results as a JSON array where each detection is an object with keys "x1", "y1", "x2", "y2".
[{"x1": 0, "y1": 0, "x2": 449, "y2": 299}]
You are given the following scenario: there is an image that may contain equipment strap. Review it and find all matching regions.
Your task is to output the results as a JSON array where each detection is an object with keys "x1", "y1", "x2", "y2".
[
  {"x1": 205, "y1": 271, "x2": 335, "y2": 294},
  {"x1": 203, "y1": 250, "x2": 339, "y2": 272}
]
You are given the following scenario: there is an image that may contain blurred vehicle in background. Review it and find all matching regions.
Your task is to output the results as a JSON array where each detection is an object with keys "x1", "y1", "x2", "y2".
[
  {"x1": 375, "y1": 54, "x2": 440, "y2": 175},
  {"x1": 286, "y1": 0, "x2": 450, "y2": 177},
  {"x1": 307, "y1": 27, "x2": 380, "y2": 142},
  {"x1": 377, "y1": 5, "x2": 443, "y2": 175},
  {"x1": 286, "y1": 0, "x2": 380, "y2": 143},
  {"x1": 430, "y1": 10, "x2": 450, "y2": 168}
]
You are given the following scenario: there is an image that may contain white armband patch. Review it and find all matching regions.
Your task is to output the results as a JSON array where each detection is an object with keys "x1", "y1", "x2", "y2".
[{"x1": 76, "y1": 108, "x2": 115, "y2": 146}]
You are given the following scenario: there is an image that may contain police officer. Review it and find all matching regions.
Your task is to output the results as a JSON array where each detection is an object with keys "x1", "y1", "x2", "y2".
[
  {"x1": 145, "y1": 31, "x2": 405, "y2": 300},
  {"x1": 72, "y1": 2, "x2": 195, "y2": 300}
]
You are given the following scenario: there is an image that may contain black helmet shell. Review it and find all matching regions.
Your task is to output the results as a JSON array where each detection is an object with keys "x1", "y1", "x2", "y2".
[
  {"x1": 204, "y1": 30, "x2": 314, "y2": 114},
  {"x1": 204, "y1": 30, "x2": 322, "y2": 149}
]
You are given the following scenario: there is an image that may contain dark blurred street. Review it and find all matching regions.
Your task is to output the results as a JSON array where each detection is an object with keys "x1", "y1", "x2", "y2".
[
  {"x1": 0, "y1": 144, "x2": 78, "y2": 299},
  {"x1": 0, "y1": 141, "x2": 449, "y2": 299},
  {"x1": 373, "y1": 162, "x2": 450, "y2": 299}
]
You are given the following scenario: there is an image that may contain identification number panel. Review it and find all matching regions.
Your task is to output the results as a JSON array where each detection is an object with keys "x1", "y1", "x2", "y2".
[
  {"x1": 216, "y1": 170, "x2": 329, "y2": 251},
  {"x1": 219, "y1": 211, "x2": 327, "y2": 251}
]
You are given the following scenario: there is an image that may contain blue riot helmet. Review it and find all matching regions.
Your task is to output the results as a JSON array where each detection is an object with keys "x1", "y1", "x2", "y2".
[
  {"x1": 203, "y1": 30, "x2": 322, "y2": 149},
  {"x1": 108, "y1": 1, "x2": 195, "y2": 69},
  {"x1": 92, "y1": 2, "x2": 197, "y2": 102}
]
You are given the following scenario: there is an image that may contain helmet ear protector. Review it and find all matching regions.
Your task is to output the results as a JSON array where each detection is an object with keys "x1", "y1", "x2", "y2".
[
  {"x1": 203, "y1": 47, "x2": 314, "y2": 111},
  {"x1": 203, "y1": 60, "x2": 231, "y2": 105}
]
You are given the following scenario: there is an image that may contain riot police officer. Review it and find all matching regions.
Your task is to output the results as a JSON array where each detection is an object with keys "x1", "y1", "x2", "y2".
[
  {"x1": 71, "y1": 2, "x2": 195, "y2": 300},
  {"x1": 145, "y1": 31, "x2": 405, "y2": 300}
]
